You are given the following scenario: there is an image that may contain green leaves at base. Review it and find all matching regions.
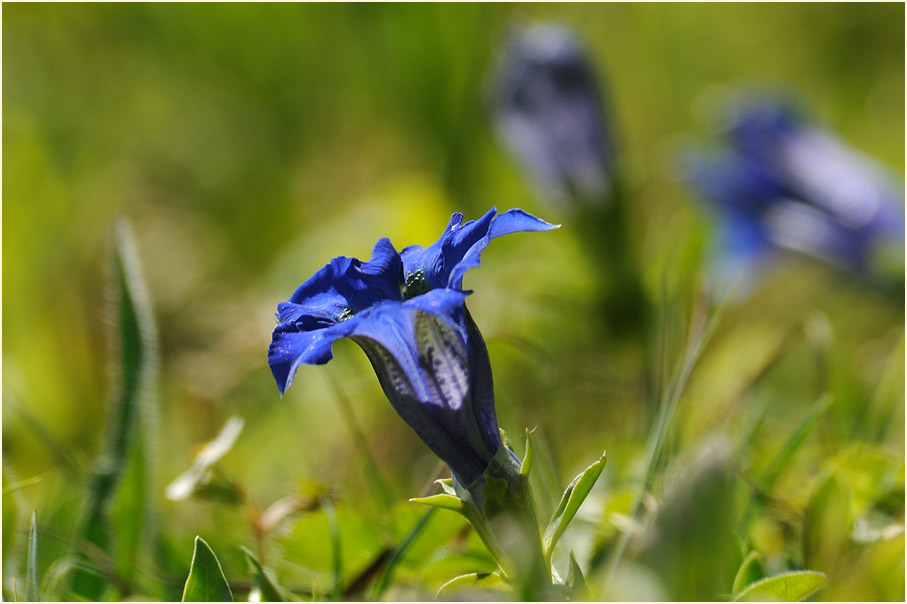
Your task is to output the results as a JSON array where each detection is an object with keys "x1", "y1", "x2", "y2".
[
  {"x1": 182, "y1": 536, "x2": 232, "y2": 602},
  {"x1": 543, "y1": 451, "x2": 606, "y2": 558},
  {"x1": 732, "y1": 570, "x2": 827, "y2": 602}
]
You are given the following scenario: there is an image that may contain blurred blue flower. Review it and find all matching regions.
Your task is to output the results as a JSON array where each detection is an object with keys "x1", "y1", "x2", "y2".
[
  {"x1": 269, "y1": 208, "x2": 557, "y2": 486},
  {"x1": 682, "y1": 98, "x2": 904, "y2": 280},
  {"x1": 490, "y1": 23, "x2": 616, "y2": 205}
]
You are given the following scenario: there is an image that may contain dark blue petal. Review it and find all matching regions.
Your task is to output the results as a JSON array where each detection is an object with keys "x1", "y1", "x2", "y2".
[
  {"x1": 347, "y1": 301, "x2": 493, "y2": 484},
  {"x1": 489, "y1": 208, "x2": 561, "y2": 239},
  {"x1": 268, "y1": 319, "x2": 354, "y2": 394},
  {"x1": 402, "y1": 207, "x2": 558, "y2": 292},
  {"x1": 269, "y1": 239, "x2": 405, "y2": 393},
  {"x1": 462, "y1": 309, "x2": 501, "y2": 457},
  {"x1": 286, "y1": 240, "x2": 403, "y2": 319}
]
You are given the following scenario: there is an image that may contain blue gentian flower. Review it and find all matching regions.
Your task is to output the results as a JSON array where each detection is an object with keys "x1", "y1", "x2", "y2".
[
  {"x1": 681, "y1": 98, "x2": 904, "y2": 279},
  {"x1": 489, "y1": 23, "x2": 616, "y2": 206},
  {"x1": 269, "y1": 208, "x2": 557, "y2": 487}
]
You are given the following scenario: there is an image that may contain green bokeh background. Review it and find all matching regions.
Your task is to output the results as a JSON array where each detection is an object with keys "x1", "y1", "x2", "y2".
[{"x1": 3, "y1": 4, "x2": 904, "y2": 601}]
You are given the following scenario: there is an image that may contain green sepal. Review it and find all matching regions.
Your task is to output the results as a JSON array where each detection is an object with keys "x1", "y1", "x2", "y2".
[
  {"x1": 481, "y1": 474, "x2": 511, "y2": 518},
  {"x1": 732, "y1": 570, "x2": 828, "y2": 602},
  {"x1": 409, "y1": 494, "x2": 465, "y2": 514},
  {"x1": 543, "y1": 451, "x2": 607, "y2": 558},
  {"x1": 435, "y1": 478, "x2": 457, "y2": 497},
  {"x1": 182, "y1": 536, "x2": 233, "y2": 602},
  {"x1": 732, "y1": 551, "x2": 765, "y2": 595},
  {"x1": 240, "y1": 546, "x2": 285, "y2": 602},
  {"x1": 520, "y1": 429, "x2": 535, "y2": 478},
  {"x1": 499, "y1": 427, "x2": 513, "y2": 451},
  {"x1": 437, "y1": 571, "x2": 510, "y2": 599},
  {"x1": 565, "y1": 551, "x2": 591, "y2": 600}
]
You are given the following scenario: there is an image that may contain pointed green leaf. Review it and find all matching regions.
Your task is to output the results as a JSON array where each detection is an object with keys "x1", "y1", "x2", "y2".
[
  {"x1": 72, "y1": 220, "x2": 159, "y2": 600},
  {"x1": 733, "y1": 570, "x2": 827, "y2": 602},
  {"x1": 732, "y1": 551, "x2": 765, "y2": 596},
  {"x1": 437, "y1": 571, "x2": 510, "y2": 599},
  {"x1": 240, "y1": 547, "x2": 284, "y2": 602},
  {"x1": 182, "y1": 536, "x2": 233, "y2": 602},
  {"x1": 566, "y1": 551, "x2": 591, "y2": 600},
  {"x1": 543, "y1": 451, "x2": 607, "y2": 556},
  {"x1": 26, "y1": 512, "x2": 38, "y2": 602},
  {"x1": 520, "y1": 429, "x2": 535, "y2": 478},
  {"x1": 409, "y1": 494, "x2": 465, "y2": 514}
]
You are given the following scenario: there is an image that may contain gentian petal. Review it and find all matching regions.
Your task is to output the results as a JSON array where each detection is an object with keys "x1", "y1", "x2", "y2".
[
  {"x1": 269, "y1": 208, "x2": 556, "y2": 485},
  {"x1": 402, "y1": 207, "x2": 558, "y2": 292},
  {"x1": 348, "y1": 302, "x2": 492, "y2": 484},
  {"x1": 683, "y1": 98, "x2": 905, "y2": 277},
  {"x1": 269, "y1": 323, "x2": 340, "y2": 394},
  {"x1": 286, "y1": 239, "x2": 403, "y2": 318},
  {"x1": 489, "y1": 23, "x2": 616, "y2": 204},
  {"x1": 269, "y1": 238, "x2": 405, "y2": 394}
]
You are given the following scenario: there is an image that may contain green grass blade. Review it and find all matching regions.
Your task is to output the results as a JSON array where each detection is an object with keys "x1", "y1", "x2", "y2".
[
  {"x1": 26, "y1": 512, "x2": 38, "y2": 602},
  {"x1": 603, "y1": 287, "x2": 729, "y2": 587},
  {"x1": 321, "y1": 498, "x2": 342, "y2": 600},
  {"x1": 182, "y1": 536, "x2": 233, "y2": 602},
  {"x1": 371, "y1": 508, "x2": 436, "y2": 600},
  {"x1": 760, "y1": 394, "x2": 833, "y2": 492},
  {"x1": 240, "y1": 546, "x2": 285, "y2": 602},
  {"x1": 865, "y1": 331, "x2": 905, "y2": 443}
]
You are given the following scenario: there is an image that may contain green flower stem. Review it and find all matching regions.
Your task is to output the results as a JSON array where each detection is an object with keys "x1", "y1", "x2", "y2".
[{"x1": 458, "y1": 446, "x2": 550, "y2": 598}]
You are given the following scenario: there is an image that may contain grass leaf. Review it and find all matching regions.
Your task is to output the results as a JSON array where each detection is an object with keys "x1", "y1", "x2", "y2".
[
  {"x1": 240, "y1": 546, "x2": 285, "y2": 602},
  {"x1": 182, "y1": 536, "x2": 233, "y2": 602},
  {"x1": 26, "y1": 512, "x2": 38, "y2": 602},
  {"x1": 371, "y1": 508, "x2": 436, "y2": 600},
  {"x1": 72, "y1": 219, "x2": 159, "y2": 599},
  {"x1": 760, "y1": 394, "x2": 833, "y2": 492}
]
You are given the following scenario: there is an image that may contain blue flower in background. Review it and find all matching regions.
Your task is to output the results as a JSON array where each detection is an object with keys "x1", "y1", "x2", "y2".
[
  {"x1": 681, "y1": 98, "x2": 904, "y2": 281},
  {"x1": 489, "y1": 23, "x2": 616, "y2": 206},
  {"x1": 269, "y1": 208, "x2": 557, "y2": 486}
]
